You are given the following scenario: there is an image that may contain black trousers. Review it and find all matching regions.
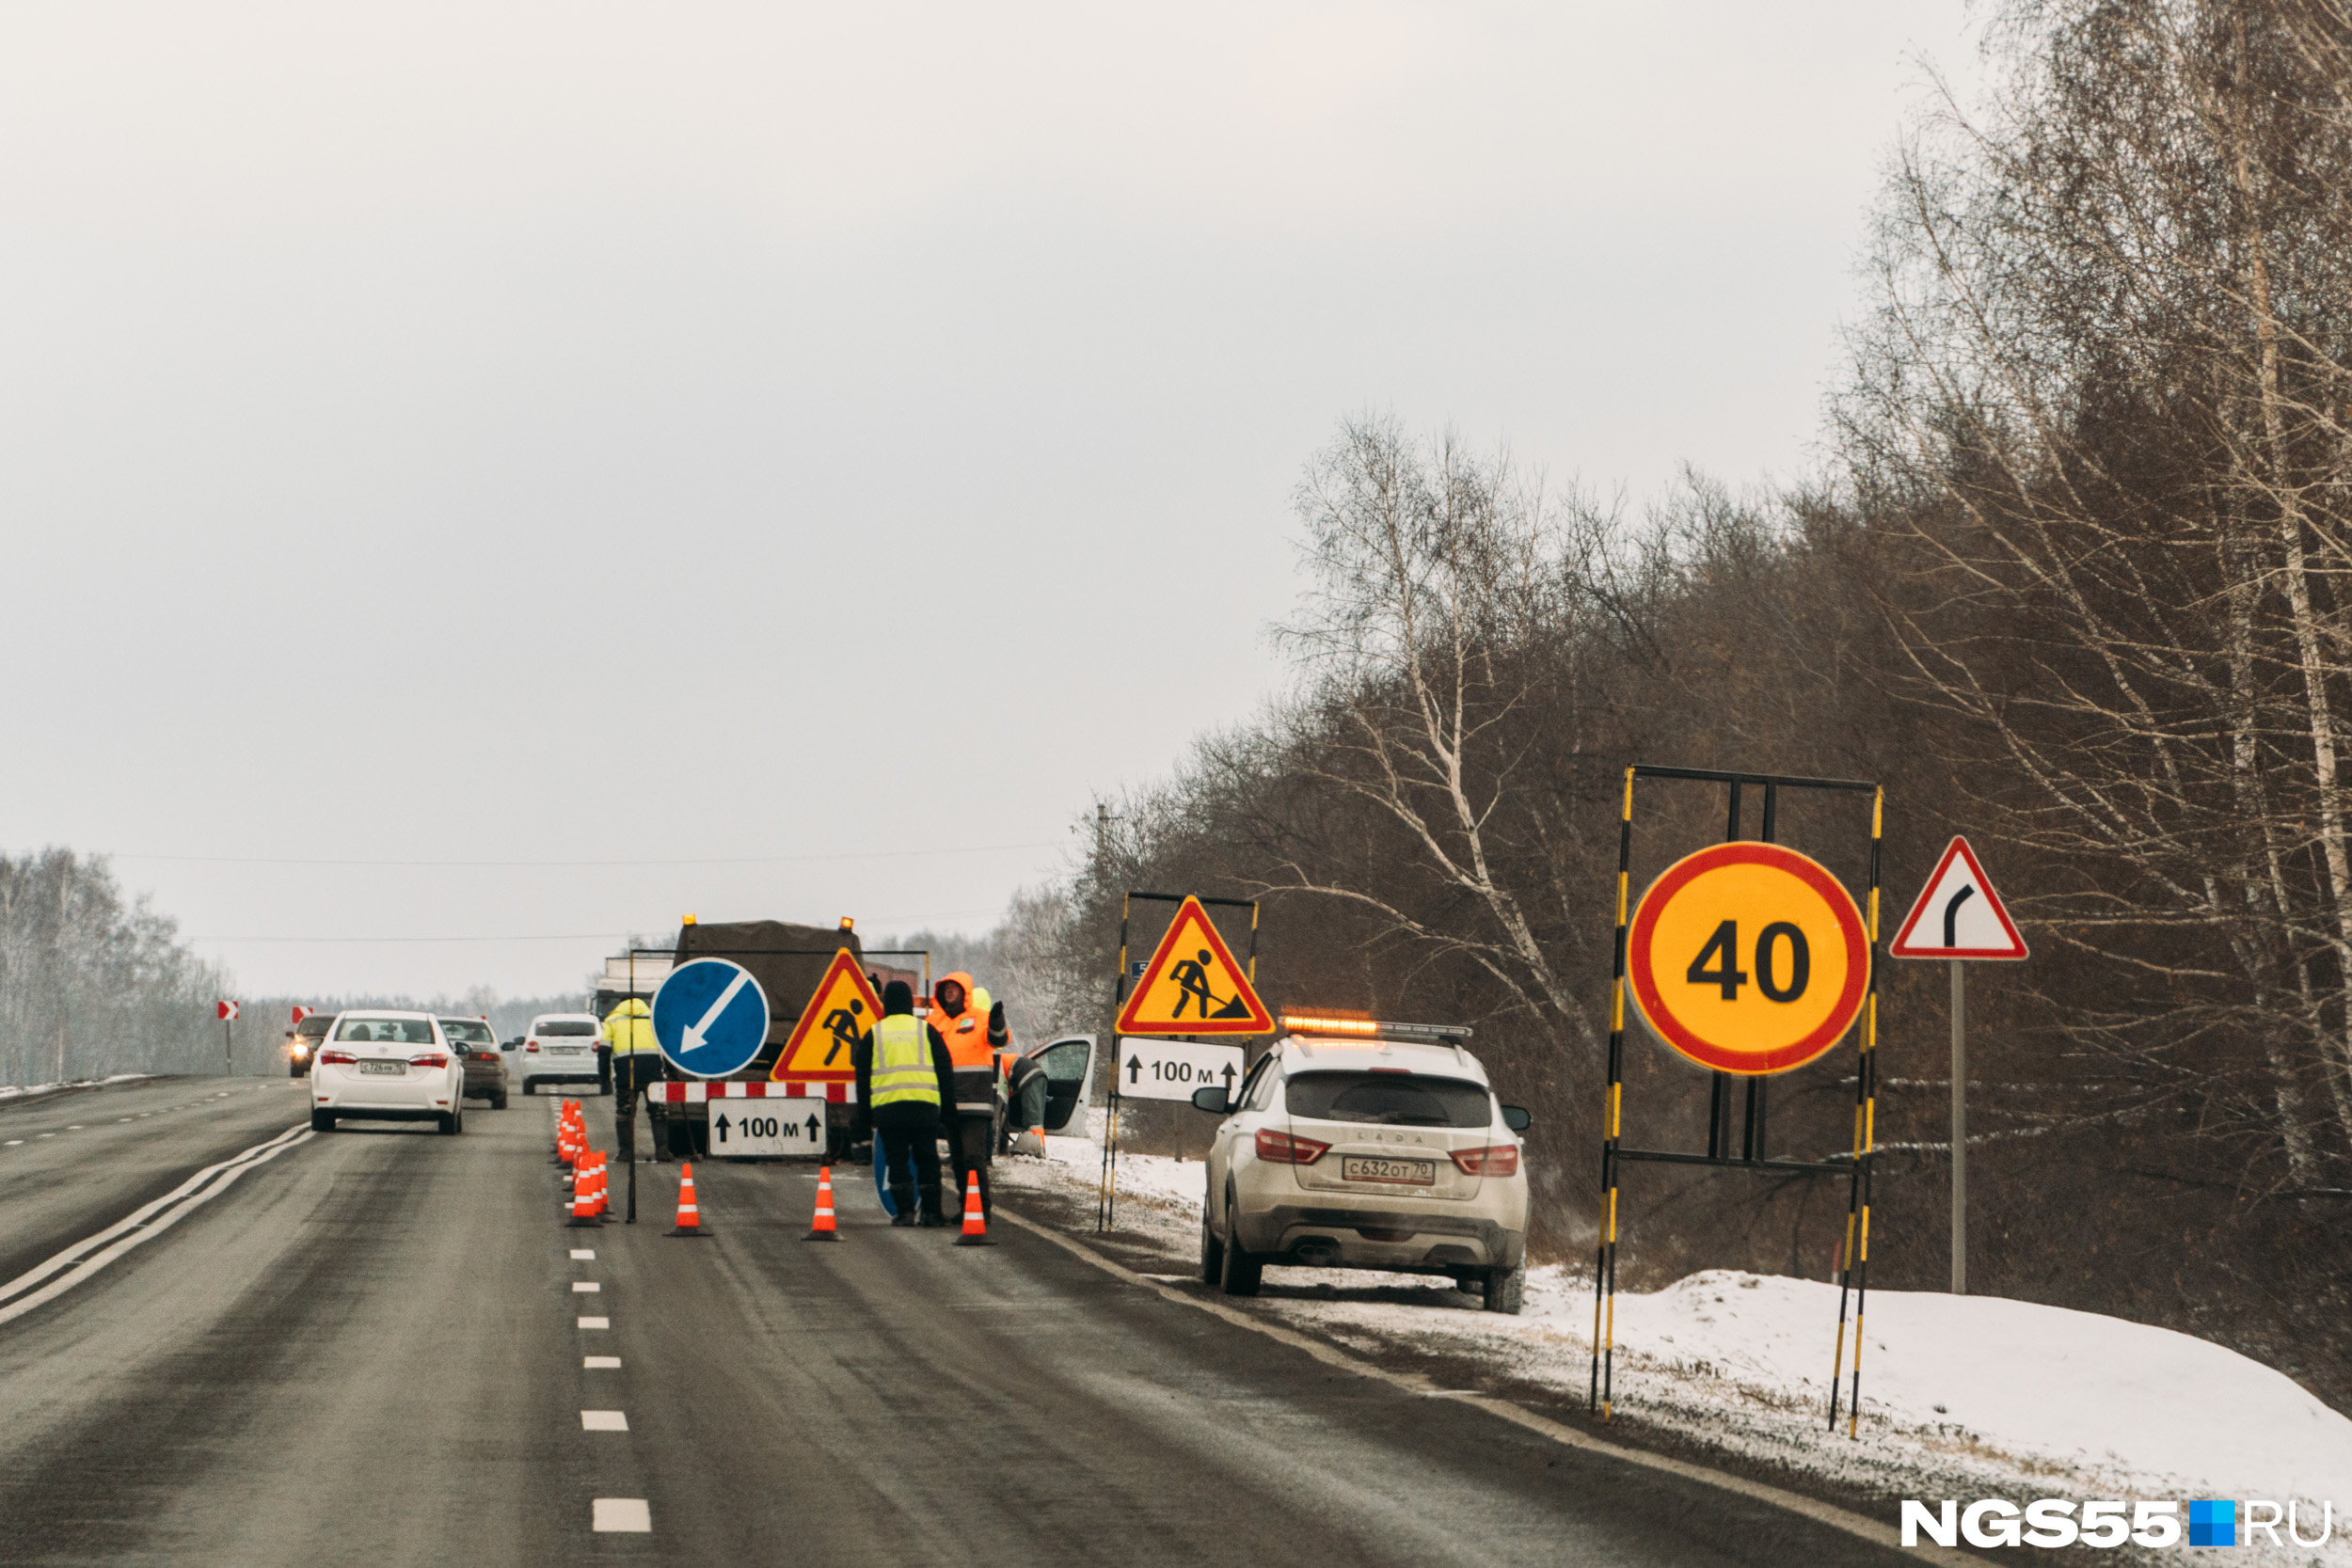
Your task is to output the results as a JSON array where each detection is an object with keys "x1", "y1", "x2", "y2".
[
  {"x1": 872, "y1": 1103, "x2": 944, "y2": 1205},
  {"x1": 612, "y1": 1054, "x2": 660, "y2": 1156},
  {"x1": 947, "y1": 1114, "x2": 993, "y2": 1215}
]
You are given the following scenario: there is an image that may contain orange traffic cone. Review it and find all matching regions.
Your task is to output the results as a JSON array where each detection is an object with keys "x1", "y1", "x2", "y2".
[
  {"x1": 664, "y1": 1163, "x2": 711, "y2": 1238},
  {"x1": 565, "y1": 1148, "x2": 601, "y2": 1227},
  {"x1": 595, "y1": 1152, "x2": 616, "y2": 1221},
  {"x1": 803, "y1": 1164, "x2": 840, "y2": 1242},
  {"x1": 953, "y1": 1169, "x2": 995, "y2": 1247}
]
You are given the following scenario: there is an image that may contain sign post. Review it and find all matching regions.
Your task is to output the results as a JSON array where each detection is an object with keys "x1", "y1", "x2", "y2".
[
  {"x1": 215, "y1": 1000, "x2": 239, "y2": 1074},
  {"x1": 1888, "y1": 834, "x2": 2028, "y2": 1295},
  {"x1": 1102, "y1": 893, "x2": 1269, "y2": 1231}
]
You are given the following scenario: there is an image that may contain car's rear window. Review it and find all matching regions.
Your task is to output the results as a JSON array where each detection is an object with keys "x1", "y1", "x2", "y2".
[
  {"x1": 535, "y1": 1021, "x2": 596, "y2": 1037},
  {"x1": 441, "y1": 1021, "x2": 495, "y2": 1044},
  {"x1": 335, "y1": 1017, "x2": 439, "y2": 1045},
  {"x1": 297, "y1": 1018, "x2": 331, "y2": 1038},
  {"x1": 1284, "y1": 1071, "x2": 1491, "y2": 1128}
]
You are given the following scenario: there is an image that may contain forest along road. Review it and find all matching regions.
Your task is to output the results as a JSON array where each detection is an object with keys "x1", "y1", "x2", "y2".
[{"x1": 0, "y1": 1088, "x2": 1928, "y2": 1568}]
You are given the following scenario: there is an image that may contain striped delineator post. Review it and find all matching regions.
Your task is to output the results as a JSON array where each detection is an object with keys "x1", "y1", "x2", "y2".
[
  {"x1": 664, "y1": 1163, "x2": 710, "y2": 1238},
  {"x1": 803, "y1": 1164, "x2": 840, "y2": 1241}
]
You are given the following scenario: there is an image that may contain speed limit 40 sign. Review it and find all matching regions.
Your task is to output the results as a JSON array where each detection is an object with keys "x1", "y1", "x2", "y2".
[{"x1": 1627, "y1": 842, "x2": 1869, "y2": 1075}]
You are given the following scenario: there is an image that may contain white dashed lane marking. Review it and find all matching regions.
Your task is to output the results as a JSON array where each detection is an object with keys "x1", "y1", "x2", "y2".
[
  {"x1": 578, "y1": 1316, "x2": 608, "y2": 1329},
  {"x1": 593, "y1": 1499, "x2": 650, "y2": 1533},
  {"x1": 584, "y1": 1356, "x2": 621, "y2": 1370},
  {"x1": 571, "y1": 1281, "x2": 600, "y2": 1293},
  {"x1": 580, "y1": 1411, "x2": 628, "y2": 1432},
  {"x1": 65, "y1": 1125, "x2": 83, "y2": 1131},
  {"x1": 569, "y1": 1249, "x2": 595, "y2": 1259},
  {"x1": 4, "y1": 1141, "x2": 20, "y2": 1148}
]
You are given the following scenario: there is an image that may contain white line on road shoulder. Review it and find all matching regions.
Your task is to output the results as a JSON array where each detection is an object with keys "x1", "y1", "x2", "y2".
[
  {"x1": 993, "y1": 1208, "x2": 1966, "y2": 1568},
  {"x1": 578, "y1": 1316, "x2": 609, "y2": 1329},
  {"x1": 592, "y1": 1498, "x2": 650, "y2": 1533},
  {"x1": 584, "y1": 1355, "x2": 621, "y2": 1369},
  {"x1": 569, "y1": 1249, "x2": 595, "y2": 1259},
  {"x1": 0, "y1": 1124, "x2": 314, "y2": 1326},
  {"x1": 571, "y1": 1281, "x2": 600, "y2": 1292},
  {"x1": 580, "y1": 1410, "x2": 628, "y2": 1431}
]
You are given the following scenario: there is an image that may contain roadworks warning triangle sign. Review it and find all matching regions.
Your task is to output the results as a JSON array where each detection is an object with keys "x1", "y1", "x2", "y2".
[
  {"x1": 1116, "y1": 895, "x2": 1274, "y2": 1036},
  {"x1": 1890, "y1": 836, "x2": 2029, "y2": 959},
  {"x1": 771, "y1": 949, "x2": 883, "y2": 1080}
]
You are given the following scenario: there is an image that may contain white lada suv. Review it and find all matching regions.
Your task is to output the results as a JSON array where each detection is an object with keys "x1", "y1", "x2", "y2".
[{"x1": 1192, "y1": 1020, "x2": 1532, "y2": 1312}]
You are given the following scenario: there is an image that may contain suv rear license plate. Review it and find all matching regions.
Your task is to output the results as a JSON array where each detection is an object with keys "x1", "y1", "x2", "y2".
[
  {"x1": 359, "y1": 1060, "x2": 405, "y2": 1076},
  {"x1": 551, "y1": 1046, "x2": 587, "y2": 1055},
  {"x1": 1342, "y1": 1155, "x2": 1435, "y2": 1185}
]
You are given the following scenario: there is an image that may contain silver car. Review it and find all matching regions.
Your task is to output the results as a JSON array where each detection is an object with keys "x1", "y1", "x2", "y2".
[{"x1": 1192, "y1": 1025, "x2": 1532, "y2": 1312}]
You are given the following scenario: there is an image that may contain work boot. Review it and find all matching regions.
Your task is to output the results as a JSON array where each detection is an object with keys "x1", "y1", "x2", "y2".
[
  {"x1": 889, "y1": 1181, "x2": 917, "y2": 1227},
  {"x1": 918, "y1": 1183, "x2": 949, "y2": 1227}
]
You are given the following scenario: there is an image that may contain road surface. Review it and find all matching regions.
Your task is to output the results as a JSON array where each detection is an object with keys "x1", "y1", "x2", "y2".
[{"x1": 0, "y1": 1076, "x2": 1922, "y2": 1565}]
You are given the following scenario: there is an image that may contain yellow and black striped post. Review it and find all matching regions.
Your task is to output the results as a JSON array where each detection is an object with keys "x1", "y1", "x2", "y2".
[
  {"x1": 1829, "y1": 787, "x2": 1883, "y2": 1433},
  {"x1": 1589, "y1": 767, "x2": 1635, "y2": 1418}
]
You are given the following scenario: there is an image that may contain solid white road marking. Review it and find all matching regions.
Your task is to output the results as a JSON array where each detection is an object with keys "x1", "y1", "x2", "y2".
[
  {"x1": 571, "y1": 1281, "x2": 600, "y2": 1293},
  {"x1": 569, "y1": 1249, "x2": 595, "y2": 1259},
  {"x1": 993, "y1": 1208, "x2": 1965, "y2": 1567},
  {"x1": 0, "y1": 1124, "x2": 315, "y2": 1326},
  {"x1": 592, "y1": 1498, "x2": 651, "y2": 1533},
  {"x1": 584, "y1": 1355, "x2": 621, "y2": 1369},
  {"x1": 578, "y1": 1315, "x2": 610, "y2": 1328},
  {"x1": 580, "y1": 1410, "x2": 628, "y2": 1431}
]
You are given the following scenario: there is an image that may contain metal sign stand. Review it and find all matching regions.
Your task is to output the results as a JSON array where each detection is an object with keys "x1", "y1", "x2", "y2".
[
  {"x1": 1099, "y1": 892, "x2": 1260, "y2": 1233},
  {"x1": 1587, "y1": 766, "x2": 1884, "y2": 1436}
]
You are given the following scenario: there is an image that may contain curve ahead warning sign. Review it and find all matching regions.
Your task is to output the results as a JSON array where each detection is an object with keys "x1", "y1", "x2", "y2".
[{"x1": 1627, "y1": 842, "x2": 1869, "y2": 1076}]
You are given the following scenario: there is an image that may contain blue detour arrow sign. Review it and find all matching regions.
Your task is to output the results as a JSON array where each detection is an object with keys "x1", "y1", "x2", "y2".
[{"x1": 651, "y1": 958, "x2": 771, "y2": 1079}]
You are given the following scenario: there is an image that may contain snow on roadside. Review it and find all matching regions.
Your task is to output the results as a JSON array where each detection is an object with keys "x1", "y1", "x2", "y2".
[
  {"x1": 0, "y1": 1074, "x2": 153, "y2": 1101},
  {"x1": 1003, "y1": 1129, "x2": 2352, "y2": 1560}
]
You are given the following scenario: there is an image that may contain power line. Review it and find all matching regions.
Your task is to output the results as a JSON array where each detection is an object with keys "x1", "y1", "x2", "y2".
[
  {"x1": 116, "y1": 840, "x2": 1060, "y2": 868},
  {"x1": 193, "y1": 907, "x2": 1009, "y2": 943}
]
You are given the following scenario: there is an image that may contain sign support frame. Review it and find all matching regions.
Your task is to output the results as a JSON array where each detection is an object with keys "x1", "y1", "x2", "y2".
[
  {"x1": 1099, "y1": 892, "x2": 1260, "y2": 1233},
  {"x1": 1587, "y1": 765, "x2": 1883, "y2": 1439}
]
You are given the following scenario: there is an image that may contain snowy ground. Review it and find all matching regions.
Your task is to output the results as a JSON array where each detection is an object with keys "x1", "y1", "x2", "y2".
[
  {"x1": 0, "y1": 1073, "x2": 153, "y2": 1101},
  {"x1": 1001, "y1": 1125, "x2": 2351, "y2": 1562}
]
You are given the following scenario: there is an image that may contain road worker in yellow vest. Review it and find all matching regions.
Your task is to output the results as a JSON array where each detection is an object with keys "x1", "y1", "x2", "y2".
[
  {"x1": 600, "y1": 997, "x2": 666, "y2": 1161},
  {"x1": 853, "y1": 980, "x2": 958, "y2": 1227}
]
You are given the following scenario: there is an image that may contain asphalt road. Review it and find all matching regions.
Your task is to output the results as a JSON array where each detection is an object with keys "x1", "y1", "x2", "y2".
[{"x1": 0, "y1": 1078, "x2": 1925, "y2": 1567}]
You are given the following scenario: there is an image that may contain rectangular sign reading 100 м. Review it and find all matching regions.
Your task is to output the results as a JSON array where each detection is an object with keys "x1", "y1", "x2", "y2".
[
  {"x1": 707, "y1": 1097, "x2": 825, "y2": 1157},
  {"x1": 1116, "y1": 1037, "x2": 1245, "y2": 1102}
]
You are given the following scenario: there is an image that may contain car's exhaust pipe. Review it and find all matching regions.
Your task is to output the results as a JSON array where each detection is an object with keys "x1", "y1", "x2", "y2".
[{"x1": 1292, "y1": 1237, "x2": 1342, "y2": 1266}]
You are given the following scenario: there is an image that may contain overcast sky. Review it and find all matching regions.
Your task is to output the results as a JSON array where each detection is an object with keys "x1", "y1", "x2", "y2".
[{"x1": 0, "y1": 2, "x2": 1978, "y2": 1000}]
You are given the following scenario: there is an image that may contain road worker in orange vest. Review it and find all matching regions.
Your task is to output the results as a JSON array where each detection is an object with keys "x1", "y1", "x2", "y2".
[{"x1": 931, "y1": 973, "x2": 1000, "y2": 1221}]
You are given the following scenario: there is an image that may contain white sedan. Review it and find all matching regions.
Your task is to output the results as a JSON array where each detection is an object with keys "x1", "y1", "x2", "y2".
[{"x1": 310, "y1": 1011, "x2": 466, "y2": 1135}]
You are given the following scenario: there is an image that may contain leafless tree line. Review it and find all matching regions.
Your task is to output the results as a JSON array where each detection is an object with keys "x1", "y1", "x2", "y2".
[
  {"x1": 996, "y1": 0, "x2": 2352, "y2": 1404},
  {"x1": 0, "y1": 849, "x2": 229, "y2": 1085}
]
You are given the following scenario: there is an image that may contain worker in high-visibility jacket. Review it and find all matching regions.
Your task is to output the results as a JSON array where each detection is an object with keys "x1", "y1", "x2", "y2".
[
  {"x1": 931, "y1": 972, "x2": 1000, "y2": 1220},
  {"x1": 600, "y1": 998, "x2": 665, "y2": 1161},
  {"x1": 854, "y1": 979, "x2": 957, "y2": 1227}
]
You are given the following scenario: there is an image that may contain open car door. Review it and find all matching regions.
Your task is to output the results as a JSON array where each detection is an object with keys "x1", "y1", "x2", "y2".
[{"x1": 1027, "y1": 1035, "x2": 1095, "y2": 1134}]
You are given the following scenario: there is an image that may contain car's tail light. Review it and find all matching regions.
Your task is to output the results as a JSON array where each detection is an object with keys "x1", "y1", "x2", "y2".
[
  {"x1": 1450, "y1": 1144, "x2": 1519, "y2": 1177},
  {"x1": 408, "y1": 1053, "x2": 449, "y2": 1069},
  {"x1": 1255, "y1": 1129, "x2": 1329, "y2": 1164},
  {"x1": 526, "y1": 1042, "x2": 540, "y2": 1053},
  {"x1": 318, "y1": 1049, "x2": 356, "y2": 1066},
  {"x1": 474, "y1": 1051, "x2": 499, "y2": 1062}
]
